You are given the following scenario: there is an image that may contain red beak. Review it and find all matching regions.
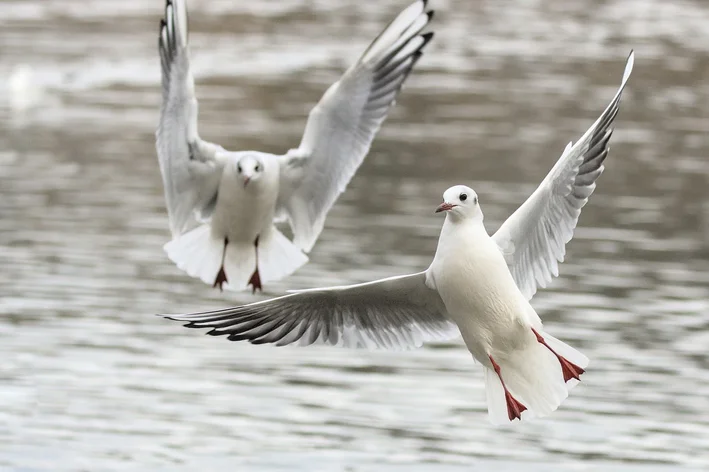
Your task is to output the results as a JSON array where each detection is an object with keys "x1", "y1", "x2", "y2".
[
  {"x1": 243, "y1": 177, "x2": 251, "y2": 188},
  {"x1": 435, "y1": 202, "x2": 457, "y2": 213}
]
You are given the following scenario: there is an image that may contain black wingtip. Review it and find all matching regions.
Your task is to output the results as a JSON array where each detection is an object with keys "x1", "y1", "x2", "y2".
[
  {"x1": 164, "y1": 0, "x2": 174, "y2": 26},
  {"x1": 412, "y1": 50, "x2": 424, "y2": 63},
  {"x1": 420, "y1": 31, "x2": 434, "y2": 47},
  {"x1": 422, "y1": 0, "x2": 429, "y2": 8},
  {"x1": 159, "y1": 314, "x2": 199, "y2": 327},
  {"x1": 405, "y1": 51, "x2": 425, "y2": 75},
  {"x1": 426, "y1": 10, "x2": 435, "y2": 22}
]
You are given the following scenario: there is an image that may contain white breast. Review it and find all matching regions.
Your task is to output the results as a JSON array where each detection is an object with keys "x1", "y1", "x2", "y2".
[
  {"x1": 211, "y1": 158, "x2": 279, "y2": 243},
  {"x1": 430, "y1": 218, "x2": 531, "y2": 361}
]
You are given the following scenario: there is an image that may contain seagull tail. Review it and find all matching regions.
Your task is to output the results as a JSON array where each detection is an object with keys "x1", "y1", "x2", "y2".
[
  {"x1": 257, "y1": 226, "x2": 309, "y2": 285},
  {"x1": 164, "y1": 225, "x2": 308, "y2": 291},
  {"x1": 164, "y1": 224, "x2": 225, "y2": 287},
  {"x1": 484, "y1": 330, "x2": 589, "y2": 425}
]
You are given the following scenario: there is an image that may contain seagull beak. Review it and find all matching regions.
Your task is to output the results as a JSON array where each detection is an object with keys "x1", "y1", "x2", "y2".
[
  {"x1": 435, "y1": 202, "x2": 457, "y2": 213},
  {"x1": 243, "y1": 177, "x2": 251, "y2": 188}
]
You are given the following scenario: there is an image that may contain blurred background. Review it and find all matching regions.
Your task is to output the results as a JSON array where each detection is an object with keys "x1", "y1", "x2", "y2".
[{"x1": 1, "y1": 0, "x2": 708, "y2": 470}]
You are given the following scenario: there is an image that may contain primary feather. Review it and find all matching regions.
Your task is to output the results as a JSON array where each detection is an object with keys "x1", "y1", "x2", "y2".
[{"x1": 493, "y1": 51, "x2": 635, "y2": 299}]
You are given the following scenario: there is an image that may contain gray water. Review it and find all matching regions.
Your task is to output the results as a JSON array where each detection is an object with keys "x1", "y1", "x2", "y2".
[{"x1": 1, "y1": 0, "x2": 709, "y2": 470}]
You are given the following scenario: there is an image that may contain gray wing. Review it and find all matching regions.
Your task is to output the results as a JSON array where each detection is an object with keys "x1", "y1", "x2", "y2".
[
  {"x1": 162, "y1": 271, "x2": 459, "y2": 350},
  {"x1": 157, "y1": 0, "x2": 225, "y2": 237},
  {"x1": 277, "y1": 0, "x2": 434, "y2": 252},
  {"x1": 492, "y1": 51, "x2": 635, "y2": 300}
]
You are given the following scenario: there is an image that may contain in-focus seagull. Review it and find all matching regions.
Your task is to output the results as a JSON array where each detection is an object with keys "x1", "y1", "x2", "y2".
[
  {"x1": 156, "y1": 0, "x2": 435, "y2": 292},
  {"x1": 161, "y1": 52, "x2": 634, "y2": 424}
]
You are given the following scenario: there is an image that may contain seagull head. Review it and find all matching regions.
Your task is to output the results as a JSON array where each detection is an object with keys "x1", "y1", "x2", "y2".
[
  {"x1": 436, "y1": 185, "x2": 481, "y2": 221},
  {"x1": 235, "y1": 155, "x2": 265, "y2": 188}
]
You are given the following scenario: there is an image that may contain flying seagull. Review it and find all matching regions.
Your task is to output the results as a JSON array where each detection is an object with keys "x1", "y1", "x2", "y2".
[
  {"x1": 156, "y1": 0, "x2": 435, "y2": 292},
  {"x1": 162, "y1": 51, "x2": 634, "y2": 424}
]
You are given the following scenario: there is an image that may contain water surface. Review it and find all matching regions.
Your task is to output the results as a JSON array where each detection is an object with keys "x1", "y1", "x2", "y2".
[{"x1": 1, "y1": 0, "x2": 709, "y2": 470}]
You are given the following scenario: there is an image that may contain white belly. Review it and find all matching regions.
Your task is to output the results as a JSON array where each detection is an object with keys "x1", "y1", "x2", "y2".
[
  {"x1": 211, "y1": 171, "x2": 277, "y2": 243},
  {"x1": 430, "y1": 224, "x2": 532, "y2": 363}
]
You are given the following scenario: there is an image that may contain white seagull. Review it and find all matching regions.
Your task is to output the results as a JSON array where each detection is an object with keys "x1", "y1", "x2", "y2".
[
  {"x1": 162, "y1": 52, "x2": 634, "y2": 424},
  {"x1": 156, "y1": 0, "x2": 435, "y2": 292}
]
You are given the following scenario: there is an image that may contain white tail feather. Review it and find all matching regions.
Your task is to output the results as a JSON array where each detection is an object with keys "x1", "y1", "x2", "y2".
[
  {"x1": 164, "y1": 224, "x2": 222, "y2": 285},
  {"x1": 222, "y1": 241, "x2": 257, "y2": 290},
  {"x1": 484, "y1": 330, "x2": 587, "y2": 425},
  {"x1": 484, "y1": 367, "x2": 510, "y2": 425},
  {"x1": 256, "y1": 227, "x2": 309, "y2": 286},
  {"x1": 164, "y1": 225, "x2": 308, "y2": 291}
]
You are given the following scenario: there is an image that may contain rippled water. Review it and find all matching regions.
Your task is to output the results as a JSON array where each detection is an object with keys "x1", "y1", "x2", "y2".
[{"x1": 2, "y1": 0, "x2": 709, "y2": 470}]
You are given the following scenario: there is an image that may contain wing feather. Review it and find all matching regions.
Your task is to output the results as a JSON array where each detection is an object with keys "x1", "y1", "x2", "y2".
[
  {"x1": 162, "y1": 272, "x2": 459, "y2": 350},
  {"x1": 156, "y1": 0, "x2": 224, "y2": 237},
  {"x1": 277, "y1": 1, "x2": 435, "y2": 252},
  {"x1": 492, "y1": 51, "x2": 634, "y2": 300}
]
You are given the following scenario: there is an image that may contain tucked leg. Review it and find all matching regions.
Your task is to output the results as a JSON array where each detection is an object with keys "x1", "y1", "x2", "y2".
[
  {"x1": 212, "y1": 237, "x2": 229, "y2": 291},
  {"x1": 488, "y1": 355, "x2": 527, "y2": 421},
  {"x1": 247, "y1": 235, "x2": 262, "y2": 293},
  {"x1": 531, "y1": 328, "x2": 585, "y2": 382}
]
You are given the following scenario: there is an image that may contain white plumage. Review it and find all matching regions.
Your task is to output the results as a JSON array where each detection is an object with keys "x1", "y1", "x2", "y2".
[
  {"x1": 156, "y1": 0, "x2": 435, "y2": 292},
  {"x1": 162, "y1": 52, "x2": 634, "y2": 423}
]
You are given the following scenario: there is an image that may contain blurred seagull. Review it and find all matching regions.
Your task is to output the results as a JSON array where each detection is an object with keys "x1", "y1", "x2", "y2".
[
  {"x1": 156, "y1": 0, "x2": 435, "y2": 292},
  {"x1": 162, "y1": 52, "x2": 634, "y2": 424}
]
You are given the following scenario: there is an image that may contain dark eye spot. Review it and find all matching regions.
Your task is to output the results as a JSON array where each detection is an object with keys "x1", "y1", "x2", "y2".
[
  {"x1": 459, "y1": 193, "x2": 467, "y2": 202},
  {"x1": 237, "y1": 164, "x2": 242, "y2": 173},
  {"x1": 255, "y1": 164, "x2": 260, "y2": 172},
  {"x1": 473, "y1": 195, "x2": 478, "y2": 204}
]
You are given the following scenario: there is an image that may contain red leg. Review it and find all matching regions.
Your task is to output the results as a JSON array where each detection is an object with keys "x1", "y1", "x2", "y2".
[
  {"x1": 212, "y1": 237, "x2": 229, "y2": 291},
  {"x1": 247, "y1": 235, "x2": 262, "y2": 294},
  {"x1": 488, "y1": 355, "x2": 527, "y2": 421},
  {"x1": 531, "y1": 328, "x2": 585, "y2": 382}
]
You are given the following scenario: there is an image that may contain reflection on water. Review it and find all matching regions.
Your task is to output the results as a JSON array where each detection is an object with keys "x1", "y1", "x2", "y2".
[{"x1": 1, "y1": 0, "x2": 709, "y2": 470}]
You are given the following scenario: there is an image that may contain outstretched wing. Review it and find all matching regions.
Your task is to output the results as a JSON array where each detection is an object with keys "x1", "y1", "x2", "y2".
[
  {"x1": 277, "y1": 1, "x2": 434, "y2": 252},
  {"x1": 162, "y1": 271, "x2": 459, "y2": 350},
  {"x1": 157, "y1": 0, "x2": 225, "y2": 237},
  {"x1": 492, "y1": 51, "x2": 635, "y2": 300}
]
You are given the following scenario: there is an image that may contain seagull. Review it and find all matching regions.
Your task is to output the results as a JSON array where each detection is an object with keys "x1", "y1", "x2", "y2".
[
  {"x1": 161, "y1": 51, "x2": 634, "y2": 424},
  {"x1": 156, "y1": 0, "x2": 435, "y2": 292}
]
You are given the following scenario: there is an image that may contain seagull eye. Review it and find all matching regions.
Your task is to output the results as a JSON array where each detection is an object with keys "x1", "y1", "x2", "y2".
[
  {"x1": 255, "y1": 164, "x2": 260, "y2": 172},
  {"x1": 237, "y1": 164, "x2": 242, "y2": 173},
  {"x1": 459, "y1": 193, "x2": 467, "y2": 202}
]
